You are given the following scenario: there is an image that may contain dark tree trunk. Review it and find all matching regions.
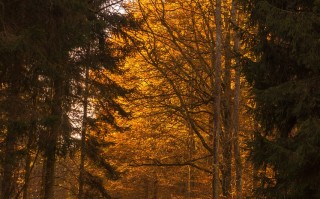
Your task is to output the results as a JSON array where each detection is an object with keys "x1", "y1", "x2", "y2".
[
  {"x1": 221, "y1": 15, "x2": 233, "y2": 198},
  {"x1": 211, "y1": 0, "x2": 223, "y2": 197},
  {"x1": 151, "y1": 177, "x2": 158, "y2": 199},
  {"x1": 1, "y1": 125, "x2": 17, "y2": 199},
  {"x1": 78, "y1": 65, "x2": 89, "y2": 199},
  {"x1": 23, "y1": 134, "x2": 33, "y2": 199},
  {"x1": 1, "y1": 61, "x2": 23, "y2": 199},
  {"x1": 231, "y1": 2, "x2": 243, "y2": 198},
  {"x1": 144, "y1": 177, "x2": 149, "y2": 199},
  {"x1": 43, "y1": 78, "x2": 63, "y2": 199}
]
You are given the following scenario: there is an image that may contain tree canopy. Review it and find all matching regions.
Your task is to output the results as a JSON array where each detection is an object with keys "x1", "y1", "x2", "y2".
[{"x1": 0, "y1": 0, "x2": 319, "y2": 198}]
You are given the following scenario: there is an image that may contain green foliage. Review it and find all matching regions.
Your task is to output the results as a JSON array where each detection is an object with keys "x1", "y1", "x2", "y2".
[{"x1": 242, "y1": 0, "x2": 320, "y2": 198}]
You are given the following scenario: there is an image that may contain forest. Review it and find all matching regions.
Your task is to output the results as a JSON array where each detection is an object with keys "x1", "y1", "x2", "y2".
[{"x1": 0, "y1": 0, "x2": 319, "y2": 198}]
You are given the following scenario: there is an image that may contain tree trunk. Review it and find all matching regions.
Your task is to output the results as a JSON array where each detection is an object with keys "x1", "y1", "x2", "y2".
[
  {"x1": 1, "y1": 124, "x2": 17, "y2": 199},
  {"x1": 78, "y1": 65, "x2": 89, "y2": 199},
  {"x1": 187, "y1": 133, "x2": 195, "y2": 199},
  {"x1": 1, "y1": 61, "x2": 23, "y2": 199},
  {"x1": 151, "y1": 174, "x2": 158, "y2": 199},
  {"x1": 187, "y1": 76, "x2": 195, "y2": 199},
  {"x1": 43, "y1": 78, "x2": 63, "y2": 199},
  {"x1": 231, "y1": 1, "x2": 242, "y2": 198},
  {"x1": 221, "y1": 21, "x2": 233, "y2": 198},
  {"x1": 211, "y1": 0, "x2": 223, "y2": 197},
  {"x1": 43, "y1": 132, "x2": 57, "y2": 199},
  {"x1": 252, "y1": 122, "x2": 259, "y2": 193},
  {"x1": 144, "y1": 177, "x2": 149, "y2": 199},
  {"x1": 23, "y1": 134, "x2": 33, "y2": 199},
  {"x1": 23, "y1": 82, "x2": 39, "y2": 199}
]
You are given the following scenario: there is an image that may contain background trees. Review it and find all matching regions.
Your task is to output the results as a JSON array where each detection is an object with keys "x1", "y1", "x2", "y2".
[
  {"x1": 101, "y1": 0, "x2": 254, "y2": 198},
  {"x1": 1, "y1": 0, "x2": 318, "y2": 198}
]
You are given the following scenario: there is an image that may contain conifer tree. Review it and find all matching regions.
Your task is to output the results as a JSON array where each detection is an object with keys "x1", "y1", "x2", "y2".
[
  {"x1": 241, "y1": 0, "x2": 320, "y2": 198},
  {"x1": 0, "y1": 1, "x2": 50, "y2": 197},
  {"x1": 0, "y1": 0, "x2": 136, "y2": 198}
]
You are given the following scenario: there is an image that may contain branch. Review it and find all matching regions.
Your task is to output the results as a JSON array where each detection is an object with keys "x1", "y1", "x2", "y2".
[{"x1": 130, "y1": 154, "x2": 213, "y2": 174}]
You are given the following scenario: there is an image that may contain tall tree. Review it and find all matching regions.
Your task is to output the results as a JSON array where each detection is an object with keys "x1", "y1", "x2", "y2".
[
  {"x1": 241, "y1": 0, "x2": 320, "y2": 198},
  {"x1": 0, "y1": 0, "x2": 136, "y2": 198},
  {"x1": 211, "y1": 0, "x2": 222, "y2": 197},
  {"x1": 74, "y1": 1, "x2": 136, "y2": 198},
  {"x1": 231, "y1": 1, "x2": 243, "y2": 198},
  {"x1": 40, "y1": 2, "x2": 88, "y2": 198},
  {"x1": 0, "y1": 1, "x2": 48, "y2": 197}
]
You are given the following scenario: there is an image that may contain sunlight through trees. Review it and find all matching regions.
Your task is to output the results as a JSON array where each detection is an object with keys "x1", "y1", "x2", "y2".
[{"x1": 0, "y1": 0, "x2": 319, "y2": 198}]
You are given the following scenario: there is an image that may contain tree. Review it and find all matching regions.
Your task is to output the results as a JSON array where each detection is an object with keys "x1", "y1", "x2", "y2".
[
  {"x1": 231, "y1": 1, "x2": 243, "y2": 198},
  {"x1": 241, "y1": 0, "x2": 320, "y2": 198},
  {"x1": 0, "y1": 1, "x2": 136, "y2": 198},
  {"x1": 75, "y1": 2, "x2": 136, "y2": 198},
  {"x1": 115, "y1": 0, "x2": 252, "y2": 198},
  {"x1": 212, "y1": 0, "x2": 222, "y2": 197},
  {"x1": 0, "y1": 1, "x2": 51, "y2": 198}
]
